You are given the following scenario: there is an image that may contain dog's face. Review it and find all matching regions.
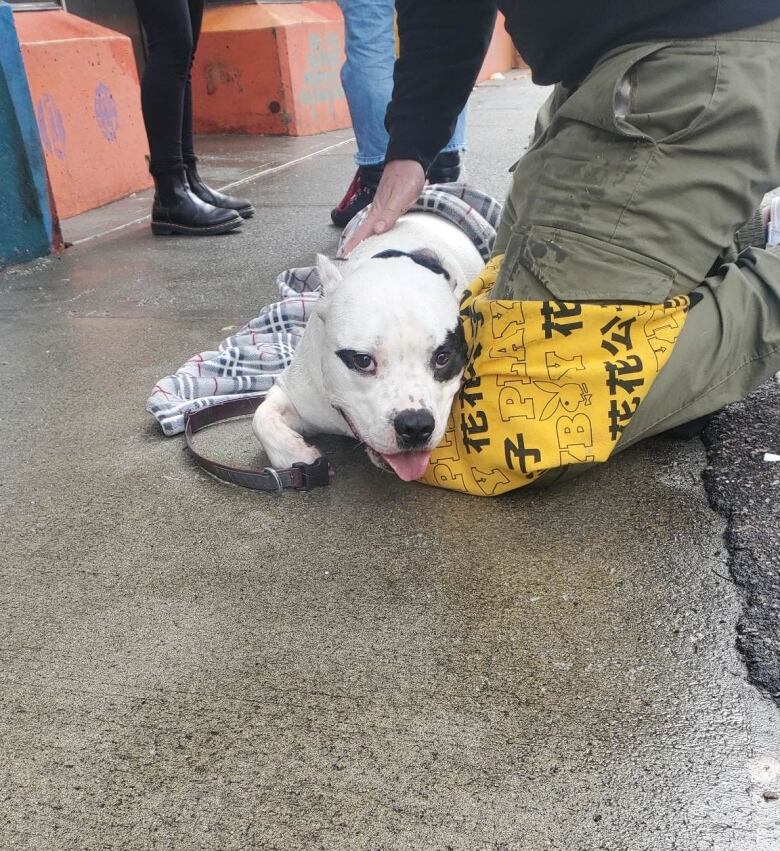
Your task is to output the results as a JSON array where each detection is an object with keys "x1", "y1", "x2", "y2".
[{"x1": 316, "y1": 253, "x2": 467, "y2": 481}]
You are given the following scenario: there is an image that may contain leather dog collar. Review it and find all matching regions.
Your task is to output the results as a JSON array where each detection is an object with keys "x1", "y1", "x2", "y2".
[{"x1": 184, "y1": 397, "x2": 333, "y2": 495}]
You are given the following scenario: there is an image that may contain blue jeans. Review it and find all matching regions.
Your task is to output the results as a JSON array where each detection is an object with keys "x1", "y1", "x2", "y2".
[{"x1": 337, "y1": 0, "x2": 467, "y2": 167}]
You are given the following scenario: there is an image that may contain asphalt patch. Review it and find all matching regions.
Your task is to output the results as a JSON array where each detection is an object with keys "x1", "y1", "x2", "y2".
[{"x1": 701, "y1": 379, "x2": 780, "y2": 704}]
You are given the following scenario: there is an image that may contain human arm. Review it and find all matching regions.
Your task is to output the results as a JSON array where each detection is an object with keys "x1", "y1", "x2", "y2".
[
  {"x1": 342, "y1": 0, "x2": 497, "y2": 255},
  {"x1": 385, "y1": 0, "x2": 497, "y2": 170}
]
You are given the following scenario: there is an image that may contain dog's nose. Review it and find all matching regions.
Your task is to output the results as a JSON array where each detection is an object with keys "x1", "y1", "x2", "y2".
[{"x1": 394, "y1": 408, "x2": 435, "y2": 448}]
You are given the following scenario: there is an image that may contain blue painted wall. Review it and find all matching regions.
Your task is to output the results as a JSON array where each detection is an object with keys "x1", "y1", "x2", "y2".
[{"x1": 0, "y1": 1, "x2": 53, "y2": 267}]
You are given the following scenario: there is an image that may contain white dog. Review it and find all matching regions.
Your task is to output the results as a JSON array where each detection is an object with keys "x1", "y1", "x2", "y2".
[{"x1": 252, "y1": 213, "x2": 483, "y2": 481}]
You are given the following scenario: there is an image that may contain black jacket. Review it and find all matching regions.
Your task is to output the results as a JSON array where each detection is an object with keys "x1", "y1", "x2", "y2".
[{"x1": 385, "y1": 0, "x2": 780, "y2": 170}]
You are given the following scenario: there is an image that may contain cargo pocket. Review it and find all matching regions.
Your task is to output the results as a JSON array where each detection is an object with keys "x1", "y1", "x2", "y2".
[
  {"x1": 503, "y1": 225, "x2": 678, "y2": 303},
  {"x1": 553, "y1": 40, "x2": 720, "y2": 145},
  {"x1": 614, "y1": 41, "x2": 721, "y2": 144}
]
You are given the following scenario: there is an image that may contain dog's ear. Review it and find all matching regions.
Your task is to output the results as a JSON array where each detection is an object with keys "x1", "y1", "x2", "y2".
[
  {"x1": 408, "y1": 248, "x2": 447, "y2": 277},
  {"x1": 409, "y1": 248, "x2": 462, "y2": 293},
  {"x1": 316, "y1": 254, "x2": 343, "y2": 296}
]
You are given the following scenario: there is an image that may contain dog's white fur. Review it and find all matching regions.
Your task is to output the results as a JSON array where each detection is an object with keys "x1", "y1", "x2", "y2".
[{"x1": 252, "y1": 213, "x2": 483, "y2": 478}]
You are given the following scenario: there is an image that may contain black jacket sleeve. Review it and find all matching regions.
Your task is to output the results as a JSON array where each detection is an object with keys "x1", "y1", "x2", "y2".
[{"x1": 385, "y1": 0, "x2": 497, "y2": 172}]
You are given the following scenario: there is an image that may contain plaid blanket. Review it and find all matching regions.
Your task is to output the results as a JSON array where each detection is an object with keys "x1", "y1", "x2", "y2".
[{"x1": 147, "y1": 184, "x2": 502, "y2": 436}]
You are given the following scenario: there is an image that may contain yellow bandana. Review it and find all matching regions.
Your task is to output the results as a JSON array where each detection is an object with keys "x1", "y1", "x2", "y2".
[{"x1": 420, "y1": 255, "x2": 692, "y2": 496}]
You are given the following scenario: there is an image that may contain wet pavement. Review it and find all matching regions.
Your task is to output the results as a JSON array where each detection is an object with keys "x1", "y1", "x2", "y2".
[{"x1": 2, "y1": 72, "x2": 780, "y2": 850}]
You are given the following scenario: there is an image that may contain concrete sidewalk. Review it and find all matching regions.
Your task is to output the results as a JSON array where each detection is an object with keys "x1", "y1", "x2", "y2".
[{"x1": 2, "y1": 73, "x2": 780, "y2": 851}]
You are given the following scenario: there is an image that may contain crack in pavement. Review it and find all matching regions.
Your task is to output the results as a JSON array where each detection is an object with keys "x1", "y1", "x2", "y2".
[{"x1": 702, "y1": 379, "x2": 780, "y2": 705}]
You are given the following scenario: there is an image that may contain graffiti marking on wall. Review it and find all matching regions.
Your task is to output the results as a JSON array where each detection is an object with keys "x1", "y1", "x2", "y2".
[
  {"x1": 299, "y1": 32, "x2": 343, "y2": 111},
  {"x1": 205, "y1": 63, "x2": 243, "y2": 96},
  {"x1": 94, "y1": 83, "x2": 119, "y2": 142},
  {"x1": 36, "y1": 94, "x2": 66, "y2": 160}
]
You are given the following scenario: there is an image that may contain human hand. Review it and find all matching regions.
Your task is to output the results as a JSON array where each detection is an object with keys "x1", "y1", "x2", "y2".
[{"x1": 341, "y1": 159, "x2": 425, "y2": 256}]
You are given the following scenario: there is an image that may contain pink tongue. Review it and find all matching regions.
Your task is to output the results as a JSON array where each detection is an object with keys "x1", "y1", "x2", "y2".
[{"x1": 380, "y1": 450, "x2": 433, "y2": 482}]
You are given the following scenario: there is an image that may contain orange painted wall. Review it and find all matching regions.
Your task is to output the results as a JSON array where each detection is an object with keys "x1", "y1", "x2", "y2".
[
  {"x1": 193, "y1": 3, "x2": 350, "y2": 137},
  {"x1": 194, "y1": 25, "x2": 287, "y2": 135},
  {"x1": 194, "y1": 3, "x2": 522, "y2": 137},
  {"x1": 278, "y1": 20, "x2": 351, "y2": 136},
  {"x1": 15, "y1": 11, "x2": 151, "y2": 219}
]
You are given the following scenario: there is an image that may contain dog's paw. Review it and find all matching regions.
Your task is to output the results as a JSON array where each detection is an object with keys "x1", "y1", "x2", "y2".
[
  {"x1": 252, "y1": 386, "x2": 323, "y2": 469},
  {"x1": 257, "y1": 430, "x2": 322, "y2": 471},
  {"x1": 283, "y1": 443, "x2": 322, "y2": 468}
]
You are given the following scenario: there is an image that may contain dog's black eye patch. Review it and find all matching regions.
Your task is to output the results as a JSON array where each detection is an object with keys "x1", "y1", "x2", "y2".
[
  {"x1": 431, "y1": 324, "x2": 467, "y2": 382},
  {"x1": 372, "y1": 248, "x2": 450, "y2": 282}
]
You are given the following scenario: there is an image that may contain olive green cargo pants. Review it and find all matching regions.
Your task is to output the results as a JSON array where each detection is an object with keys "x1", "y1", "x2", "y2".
[{"x1": 491, "y1": 16, "x2": 780, "y2": 471}]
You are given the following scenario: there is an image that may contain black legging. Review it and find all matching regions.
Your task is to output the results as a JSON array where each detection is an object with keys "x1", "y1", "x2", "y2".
[{"x1": 134, "y1": 0, "x2": 204, "y2": 176}]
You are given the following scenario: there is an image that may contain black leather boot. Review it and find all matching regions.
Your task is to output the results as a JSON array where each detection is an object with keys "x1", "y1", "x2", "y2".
[
  {"x1": 151, "y1": 168, "x2": 243, "y2": 236},
  {"x1": 330, "y1": 163, "x2": 384, "y2": 227},
  {"x1": 184, "y1": 159, "x2": 254, "y2": 219},
  {"x1": 427, "y1": 150, "x2": 463, "y2": 185}
]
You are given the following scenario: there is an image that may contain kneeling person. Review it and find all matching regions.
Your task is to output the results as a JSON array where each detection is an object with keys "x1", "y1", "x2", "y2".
[{"x1": 345, "y1": 0, "x2": 780, "y2": 495}]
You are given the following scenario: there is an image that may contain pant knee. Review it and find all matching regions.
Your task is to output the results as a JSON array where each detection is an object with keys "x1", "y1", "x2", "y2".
[{"x1": 146, "y1": 33, "x2": 194, "y2": 76}]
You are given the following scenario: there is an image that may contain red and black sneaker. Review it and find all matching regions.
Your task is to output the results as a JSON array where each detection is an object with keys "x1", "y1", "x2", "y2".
[{"x1": 330, "y1": 164, "x2": 384, "y2": 227}]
